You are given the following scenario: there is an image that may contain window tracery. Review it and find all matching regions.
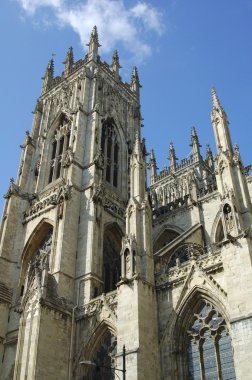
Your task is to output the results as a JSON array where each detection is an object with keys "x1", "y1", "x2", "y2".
[
  {"x1": 101, "y1": 119, "x2": 119, "y2": 188},
  {"x1": 21, "y1": 228, "x2": 53, "y2": 297},
  {"x1": 187, "y1": 301, "x2": 236, "y2": 380},
  {"x1": 85, "y1": 331, "x2": 117, "y2": 380},
  {"x1": 168, "y1": 243, "x2": 204, "y2": 269},
  {"x1": 48, "y1": 116, "x2": 71, "y2": 183},
  {"x1": 102, "y1": 225, "x2": 121, "y2": 294}
]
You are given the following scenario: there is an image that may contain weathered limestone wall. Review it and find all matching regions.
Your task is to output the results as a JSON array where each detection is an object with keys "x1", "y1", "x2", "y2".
[
  {"x1": 35, "y1": 306, "x2": 71, "y2": 380},
  {"x1": 117, "y1": 279, "x2": 160, "y2": 380}
]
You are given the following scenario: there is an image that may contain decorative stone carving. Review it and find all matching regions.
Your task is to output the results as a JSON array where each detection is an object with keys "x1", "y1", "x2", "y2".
[
  {"x1": 155, "y1": 247, "x2": 223, "y2": 289},
  {"x1": 103, "y1": 197, "x2": 125, "y2": 218},
  {"x1": 62, "y1": 147, "x2": 74, "y2": 168},
  {"x1": 24, "y1": 181, "x2": 71, "y2": 222},
  {"x1": 4, "y1": 178, "x2": 36, "y2": 202},
  {"x1": 83, "y1": 291, "x2": 118, "y2": 318}
]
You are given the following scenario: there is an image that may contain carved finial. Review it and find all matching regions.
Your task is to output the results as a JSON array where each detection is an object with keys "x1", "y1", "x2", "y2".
[
  {"x1": 150, "y1": 149, "x2": 156, "y2": 162},
  {"x1": 211, "y1": 87, "x2": 232, "y2": 154},
  {"x1": 169, "y1": 142, "x2": 176, "y2": 155},
  {"x1": 233, "y1": 143, "x2": 241, "y2": 162},
  {"x1": 42, "y1": 58, "x2": 54, "y2": 94},
  {"x1": 169, "y1": 142, "x2": 177, "y2": 173},
  {"x1": 212, "y1": 86, "x2": 224, "y2": 110},
  {"x1": 46, "y1": 59, "x2": 54, "y2": 78},
  {"x1": 150, "y1": 149, "x2": 157, "y2": 184},
  {"x1": 63, "y1": 47, "x2": 74, "y2": 75},
  {"x1": 190, "y1": 126, "x2": 201, "y2": 161},
  {"x1": 131, "y1": 66, "x2": 141, "y2": 98},
  {"x1": 206, "y1": 144, "x2": 212, "y2": 155},
  {"x1": 87, "y1": 26, "x2": 101, "y2": 61},
  {"x1": 112, "y1": 50, "x2": 121, "y2": 78}
]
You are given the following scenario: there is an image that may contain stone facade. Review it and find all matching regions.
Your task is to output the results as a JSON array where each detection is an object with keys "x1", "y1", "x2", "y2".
[{"x1": 1, "y1": 27, "x2": 252, "y2": 380}]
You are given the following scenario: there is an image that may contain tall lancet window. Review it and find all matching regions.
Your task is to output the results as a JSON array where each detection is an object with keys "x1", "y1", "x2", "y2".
[
  {"x1": 187, "y1": 301, "x2": 236, "y2": 380},
  {"x1": 48, "y1": 116, "x2": 71, "y2": 183},
  {"x1": 101, "y1": 118, "x2": 119, "y2": 188}
]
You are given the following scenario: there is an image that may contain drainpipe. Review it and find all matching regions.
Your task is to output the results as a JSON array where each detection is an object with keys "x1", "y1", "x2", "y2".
[{"x1": 68, "y1": 279, "x2": 82, "y2": 380}]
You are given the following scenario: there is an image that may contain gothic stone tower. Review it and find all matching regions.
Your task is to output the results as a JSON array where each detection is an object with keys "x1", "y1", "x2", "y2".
[
  {"x1": 0, "y1": 28, "x2": 160, "y2": 380},
  {"x1": 1, "y1": 27, "x2": 252, "y2": 380}
]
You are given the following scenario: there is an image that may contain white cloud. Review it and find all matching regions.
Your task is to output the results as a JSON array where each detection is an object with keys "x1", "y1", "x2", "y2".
[
  {"x1": 19, "y1": 0, "x2": 63, "y2": 15},
  {"x1": 17, "y1": 0, "x2": 164, "y2": 63}
]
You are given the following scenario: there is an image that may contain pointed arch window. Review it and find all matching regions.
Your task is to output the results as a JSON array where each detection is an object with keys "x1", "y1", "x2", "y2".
[
  {"x1": 20, "y1": 226, "x2": 53, "y2": 297},
  {"x1": 84, "y1": 330, "x2": 117, "y2": 380},
  {"x1": 187, "y1": 301, "x2": 236, "y2": 380},
  {"x1": 102, "y1": 225, "x2": 121, "y2": 294},
  {"x1": 48, "y1": 116, "x2": 71, "y2": 183},
  {"x1": 101, "y1": 119, "x2": 119, "y2": 188}
]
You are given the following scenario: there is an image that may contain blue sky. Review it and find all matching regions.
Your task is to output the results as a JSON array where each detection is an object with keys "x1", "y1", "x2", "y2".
[{"x1": 1, "y1": 0, "x2": 252, "y2": 214}]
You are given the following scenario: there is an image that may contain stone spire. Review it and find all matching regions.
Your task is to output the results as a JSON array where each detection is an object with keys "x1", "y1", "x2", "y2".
[
  {"x1": 211, "y1": 87, "x2": 233, "y2": 154},
  {"x1": 42, "y1": 59, "x2": 54, "y2": 95},
  {"x1": 169, "y1": 142, "x2": 177, "y2": 173},
  {"x1": 130, "y1": 129, "x2": 146, "y2": 201},
  {"x1": 63, "y1": 47, "x2": 74, "y2": 76},
  {"x1": 149, "y1": 149, "x2": 157, "y2": 185},
  {"x1": 190, "y1": 126, "x2": 201, "y2": 162},
  {"x1": 212, "y1": 88, "x2": 252, "y2": 232},
  {"x1": 111, "y1": 50, "x2": 121, "y2": 78},
  {"x1": 131, "y1": 66, "x2": 141, "y2": 99},
  {"x1": 87, "y1": 26, "x2": 101, "y2": 61}
]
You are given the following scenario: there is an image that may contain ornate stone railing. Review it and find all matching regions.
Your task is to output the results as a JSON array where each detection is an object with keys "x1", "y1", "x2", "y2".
[{"x1": 154, "y1": 155, "x2": 195, "y2": 183}]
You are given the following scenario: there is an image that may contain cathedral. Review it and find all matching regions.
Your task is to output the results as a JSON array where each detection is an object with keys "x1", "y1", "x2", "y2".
[{"x1": 1, "y1": 27, "x2": 252, "y2": 380}]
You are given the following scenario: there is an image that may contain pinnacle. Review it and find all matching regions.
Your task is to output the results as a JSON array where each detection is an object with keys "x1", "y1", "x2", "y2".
[
  {"x1": 47, "y1": 58, "x2": 54, "y2": 75},
  {"x1": 113, "y1": 50, "x2": 119, "y2": 60},
  {"x1": 63, "y1": 46, "x2": 74, "y2": 66},
  {"x1": 150, "y1": 149, "x2": 156, "y2": 160},
  {"x1": 133, "y1": 128, "x2": 142, "y2": 156},
  {"x1": 169, "y1": 142, "x2": 174, "y2": 151},
  {"x1": 112, "y1": 50, "x2": 121, "y2": 70},
  {"x1": 212, "y1": 86, "x2": 221, "y2": 109},
  {"x1": 132, "y1": 66, "x2": 139, "y2": 82},
  {"x1": 87, "y1": 25, "x2": 101, "y2": 47},
  {"x1": 191, "y1": 126, "x2": 197, "y2": 136},
  {"x1": 206, "y1": 144, "x2": 212, "y2": 153}
]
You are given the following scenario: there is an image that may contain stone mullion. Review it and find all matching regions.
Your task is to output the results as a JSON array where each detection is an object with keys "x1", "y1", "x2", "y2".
[
  {"x1": 199, "y1": 341, "x2": 205, "y2": 380},
  {"x1": 61, "y1": 129, "x2": 69, "y2": 177},
  {"x1": 103, "y1": 134, "x2": 108, "y2": 182},
  {"x1": 215, "y1": 336, "x2": 222, "y2": 380},
  {"x1": 110, "y1": 135, "x2": 115, "y2": 184},
  {"x1": 53, "y1": 136, "x2": 60, "y2": 181}
]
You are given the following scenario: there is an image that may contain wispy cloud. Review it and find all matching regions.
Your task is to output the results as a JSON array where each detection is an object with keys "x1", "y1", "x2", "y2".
[{"x1": 17, "y1": 0, "x2": 164, "y2": 63}]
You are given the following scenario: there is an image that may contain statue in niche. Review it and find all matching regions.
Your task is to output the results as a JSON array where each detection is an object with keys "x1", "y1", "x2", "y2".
[
  {"x1": 223, "y1": 203, "x2": 234, "y2": 233},
  {"x1": 125, "y1": 252, "x2": 131, "y2": 276}
]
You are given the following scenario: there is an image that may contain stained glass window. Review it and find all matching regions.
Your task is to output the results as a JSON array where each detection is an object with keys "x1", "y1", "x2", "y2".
[
  {"x1": 87, "y1": 331, "x2": 117, "y2": 380},
  {"x1": 187, "y1": 301, "x2": 236, "y2": 380}
]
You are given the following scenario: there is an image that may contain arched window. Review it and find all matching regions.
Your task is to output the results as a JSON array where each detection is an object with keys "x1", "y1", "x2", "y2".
[
  {"x1": 101, "y1": 118, "x2": 119, "y2": 188},
  {"x1": 85, "y1": 330, "x2": 117, "y2": 380},
  {"x1": 48, "y1": 116, "x2": 71, "y2": 183},
  {"x1": 153, "y1": 229, "x2": 180, "y2": 253},
  {"x1": 20, "y1": 226, "x2": 53, "y2": 297},
  {"x1": 103, "y1": 225, "x2": 122, "y2": 293},
  {"x1": 187, "y1": 300, "x2": 236, "y2": 380},
  {"x1": 168, "y1": 243, "x2": 204, "y2": 269}
]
